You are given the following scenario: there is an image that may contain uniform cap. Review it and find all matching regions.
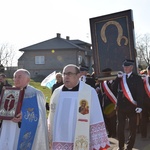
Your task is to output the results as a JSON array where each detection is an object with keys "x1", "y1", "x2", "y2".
[
  {"x1": 122, "y1": 59, "x2": 134, "y2": 67},
  {"x1": 101, "y1": 68, "x2": 112, "y2": 76},
  {"x1": 79, "y1": 65, "x2": 89, "y2": 71}
]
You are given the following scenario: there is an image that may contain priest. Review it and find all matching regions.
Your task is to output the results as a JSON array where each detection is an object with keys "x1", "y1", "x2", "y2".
[
  {"x1": 48, "y1": 64, "x2": 110, "y2": 150},
  {"x1": 0, "y1": 69, "x2": 49, "y2": 150}
]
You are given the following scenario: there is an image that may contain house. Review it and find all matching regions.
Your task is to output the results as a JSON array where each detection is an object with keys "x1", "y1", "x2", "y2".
[{"x1": 18, "y1": 33, "x2": 93, "y2": 78}]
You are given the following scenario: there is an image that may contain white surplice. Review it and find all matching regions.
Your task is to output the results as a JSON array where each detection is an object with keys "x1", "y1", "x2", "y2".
[
  {"x1": 0, "y1": 121, "x2": 20, "y2": 150},
  {"x1": 50, "y1": 81, "x2": 110, "y2": 150},
  {"x1": 0, "y1": 85, "x2": 49, "y2": 150}
]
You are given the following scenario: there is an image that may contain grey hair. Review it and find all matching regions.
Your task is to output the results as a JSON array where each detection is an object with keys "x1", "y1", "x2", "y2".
[
  {"x1": 13, "y1": 69, "x2": 31, "y2": 78},
  {"x1": 63, "y1": 64, "x2": 80, "y2": 74}
]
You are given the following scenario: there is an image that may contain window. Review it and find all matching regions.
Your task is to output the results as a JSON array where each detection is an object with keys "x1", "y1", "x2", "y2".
[
  {"x1": 35, "y1": 56, "x2": 45, "y2": 64},
  {"x1": 78, "y1": 55, "x2": 82, "y2": 64}
]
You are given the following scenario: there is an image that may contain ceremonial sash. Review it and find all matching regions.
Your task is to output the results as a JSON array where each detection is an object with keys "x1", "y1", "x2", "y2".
[
  {"x1": 102, "y1": 81, "x2": 117, "y2": 104},
  {"x1": 17, "y1": 95, "x2": 39, "y2": 150},
  {"x1": 120, "y1": 75, "x2": 137, "y2": 106},
  {"x1": 143, "y1": 76, "x2": 150, "y2": 98},
  {"x1": 73, "y1": 83, "x2": 91, "y2": 150}
]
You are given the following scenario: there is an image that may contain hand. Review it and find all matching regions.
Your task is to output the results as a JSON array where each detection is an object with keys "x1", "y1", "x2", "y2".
[
  {"x1": 141, "y1": 74, "x2": 146, "y2": 80},
  {"x1": 96, "y1": 87, "x2": 100, "y2": 93},
  {"x1": 135, "y1": 108, "x2": 142, "y2": 113},
  {"x1": 117, "y1": 71, "x2": 123, "y2": 78},
  {"x1": 11, "y1": 112, "x2": 22, "y2": 123},
  {"x1": 114, "y1": 105, "x2": 118, "y2": 111}
]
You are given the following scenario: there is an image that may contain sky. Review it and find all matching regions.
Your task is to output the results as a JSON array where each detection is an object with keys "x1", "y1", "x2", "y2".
[{"x1": 0, "y1": 0, "x2": 150, "y2": 66}]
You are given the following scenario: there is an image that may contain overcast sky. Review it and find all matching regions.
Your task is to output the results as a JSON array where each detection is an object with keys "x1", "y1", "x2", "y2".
[{"x1": 0, "y1": 0, "x2": 149, "y2": 65}]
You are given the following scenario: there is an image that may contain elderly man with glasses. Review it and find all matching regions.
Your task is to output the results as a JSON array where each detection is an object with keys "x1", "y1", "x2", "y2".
[{"x1": 48, "y1": 64, "x2": 110, "y2": 150}]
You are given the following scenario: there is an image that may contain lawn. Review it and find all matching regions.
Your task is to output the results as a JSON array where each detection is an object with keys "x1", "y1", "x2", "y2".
[{"x1": 7, "y1": 78, "x2": 52, "y2": 103}]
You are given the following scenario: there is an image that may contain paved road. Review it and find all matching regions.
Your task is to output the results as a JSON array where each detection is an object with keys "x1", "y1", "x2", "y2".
[{"x1": 108, "y1": 122, "x2": 150, "y2": 150}]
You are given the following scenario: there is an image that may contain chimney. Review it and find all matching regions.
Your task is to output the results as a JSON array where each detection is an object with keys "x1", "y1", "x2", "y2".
[
  {"x1": 57, "y1": 33, "x2": 61, "y2": 38},
  {"x1": 66, "y1": 36, "x2": 70, "y2": 40}
]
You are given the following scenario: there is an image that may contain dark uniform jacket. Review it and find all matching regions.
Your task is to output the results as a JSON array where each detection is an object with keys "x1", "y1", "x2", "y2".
[
  {"x1": 112, "y1": 72, "x2": 144, "y2": 111},
  {"x1": 52, "y1": 82, "x2": 63, "y2": 93},
  {"x1": 86, "y1": 77, "x2": 96, "y2": 89}
]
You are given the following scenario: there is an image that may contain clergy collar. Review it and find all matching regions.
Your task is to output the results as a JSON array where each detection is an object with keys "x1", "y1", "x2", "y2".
[{"x1": 62, "y1": 83, "x2": 79, "y2": 91}]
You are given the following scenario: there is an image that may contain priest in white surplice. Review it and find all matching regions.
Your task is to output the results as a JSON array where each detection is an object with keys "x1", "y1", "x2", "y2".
[
  {"x1": 48, "y1": 64, "x2": 110, "y2": 150},
  {"x1": 0, "y1": 69, "x2": 49, "y2": 150}
]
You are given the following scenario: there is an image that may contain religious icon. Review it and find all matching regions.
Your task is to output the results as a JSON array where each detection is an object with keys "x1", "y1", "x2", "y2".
[
  {"x1": 79, "y1": 100, "x2": 89, "y2": 115},
  {"x1": 90, "y1": 9, "x2": 138, "y2": 80},
  {"x1": 0, "y1": 87, "x2": 24, "y2": 120}
]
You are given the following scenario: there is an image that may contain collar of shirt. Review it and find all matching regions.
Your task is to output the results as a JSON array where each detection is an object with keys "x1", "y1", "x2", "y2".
[
  {"x1": 126, "y1": 72, "x2": 132, "y2": 78},
  {"x1": 62, "y1": 83, "x2": 79, "y2": 91}
]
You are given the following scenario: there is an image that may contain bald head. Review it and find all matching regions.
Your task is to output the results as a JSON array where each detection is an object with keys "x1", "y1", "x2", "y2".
[{"x1": 13, "y1": 69, "x2": 30, "y2": 88}]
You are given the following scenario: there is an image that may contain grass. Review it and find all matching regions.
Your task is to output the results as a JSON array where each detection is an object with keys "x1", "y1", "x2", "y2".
[{"x1": 7, "y1": 78, "x2": 52, "y2": 103}]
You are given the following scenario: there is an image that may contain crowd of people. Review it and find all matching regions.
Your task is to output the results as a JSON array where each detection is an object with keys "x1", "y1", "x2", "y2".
[
  {"x1": 0, "y1": 60, "x2": 149, "y2": 150},
  {"x1": 94, "y1": 60, "x2": 150, "y2": 150}
]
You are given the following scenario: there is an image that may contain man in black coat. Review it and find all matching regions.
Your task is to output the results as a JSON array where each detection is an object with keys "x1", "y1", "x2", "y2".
[
  {"x1": 0, "y1": 73, "x2": 12, "y2": 95},
  {"x1": 79, "y1": 65, "x2": 96, "y2": 88},
  {"x1": 112, "y1": 59, "x2": 144, "y2": 150},
  {"x1": 0, "y1": 73, "x2": 12, "y2": 128},
  {"x1": 100, "y1": 68, "x2": 117, "y2": 138}
]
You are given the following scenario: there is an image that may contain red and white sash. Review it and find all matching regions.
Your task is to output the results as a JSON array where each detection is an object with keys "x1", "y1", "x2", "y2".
[
  {"x1": 120, "y1": 74, "x2": 137, "y2": 106},
  {"x1": 102, "y1": 81, "x2": 117, "y2": 104},
  {"x1": 143, "y1": 76, "x2": 150, "y2": 98}
]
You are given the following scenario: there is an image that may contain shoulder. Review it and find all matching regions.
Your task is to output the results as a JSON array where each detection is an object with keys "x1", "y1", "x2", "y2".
[
  {"x1": 53, "y1": 84, "x2": 63, "y2": 93},
  {"x1": 86, "y1": 77, "x2": 95, "y2": 88},
  {"x1": 25, "y1": 85, "x2": 43, "y2": 97},
  {"x1": 131, "y1": 73, "x2": 142, "y2": 80},
  {"x1": 83, "y1": 82, "x2": 96, "y2": 93},
  {"x1": 52, "y1": 83, "x2": 57, "y2": 87}
]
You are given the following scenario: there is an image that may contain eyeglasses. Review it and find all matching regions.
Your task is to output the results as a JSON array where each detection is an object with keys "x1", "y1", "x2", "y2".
[{"x1": 62, "y1": 72, "x2": 77, "y2": 77}]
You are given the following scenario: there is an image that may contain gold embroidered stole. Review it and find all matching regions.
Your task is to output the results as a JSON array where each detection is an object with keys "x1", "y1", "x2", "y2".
[{"x1": 73, "y1": 83, "x2": 91, "y2": 150}]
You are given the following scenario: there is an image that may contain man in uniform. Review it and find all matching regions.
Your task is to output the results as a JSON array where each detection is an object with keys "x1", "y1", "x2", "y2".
[
  {"x1": 79, "y1": 65, "x2": 96, "y2": 88},
  {"x1": 100, "y1": 68, "x2": 117, "y2": 138},
  {"x1": 112, "y1": 59, "x2": 144, "y2": 150}
]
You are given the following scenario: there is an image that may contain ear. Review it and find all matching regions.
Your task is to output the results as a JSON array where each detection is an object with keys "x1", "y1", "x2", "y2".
[
  {"x1": 77, "y1": 73, "x2": 81, "y2": 78},
  {"x1": 131, "y1": 66, "x2": 134, "y2": 69},
  {"x1": 27, "y1": 78, "x2": 30, "y2": 83}
]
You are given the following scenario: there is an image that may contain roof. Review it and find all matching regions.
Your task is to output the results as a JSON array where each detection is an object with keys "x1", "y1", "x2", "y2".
[
  {"x1": 70, "y1": 40, "x2": 91, "y2": 46},
  {"x1": 19, "y1": 33, "x2": 91, "y2": 51}
]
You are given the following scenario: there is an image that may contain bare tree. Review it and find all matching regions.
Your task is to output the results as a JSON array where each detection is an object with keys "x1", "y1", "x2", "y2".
[
  {"x1": 0, "y1": 43, "x2": 16, "y2": 67},
  {"x1": 136, "y1": 34, "x2": 150, "y2": 67}
]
